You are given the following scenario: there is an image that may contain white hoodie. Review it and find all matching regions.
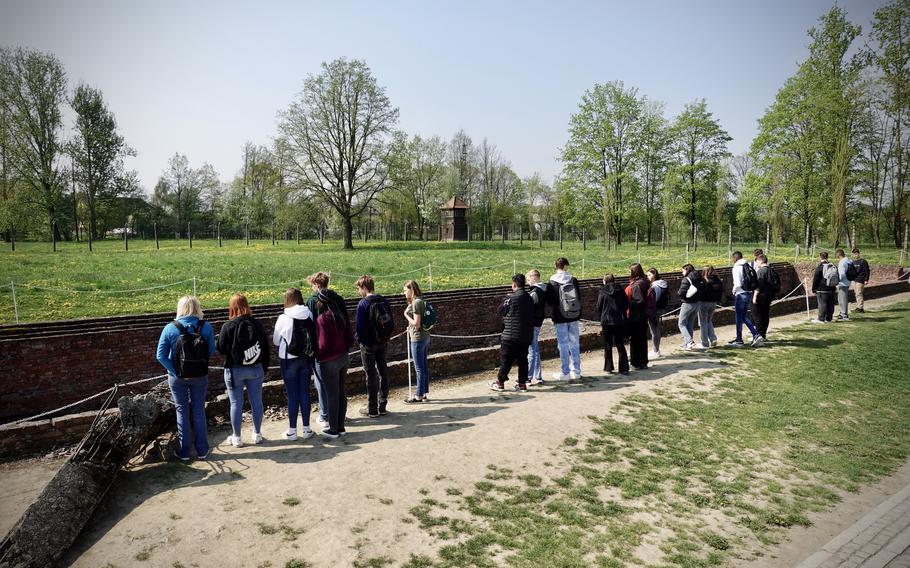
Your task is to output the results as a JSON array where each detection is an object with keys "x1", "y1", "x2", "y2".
[
  {"x1": 732, "y1": 258, "x2": 748, "y2": 295},
  {"x1": 549, "y1": 269, "x2": 574, "y2": 285},
  {"x1": 272, "y1": 304, "x2": 313, "y2": 359}
]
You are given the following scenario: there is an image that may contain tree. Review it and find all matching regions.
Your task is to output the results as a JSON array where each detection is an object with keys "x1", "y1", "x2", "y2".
[
  {"x1": 670, "y1": 99, "x2": 732, "y2": 247},
  {"x1": 386, "y1": 133, "x2": 447, "y2": 239},
  {"x1": 636, "y1": 99, "x2": 673, "y2": 244},
  {"x1": 154, "y1": 153, "x2": 218, "y2": 236},
  {"x1": 69, "y1": 84, "x2": 136, "y2": 240},
  {"x1": 0, "y1": 47, "x2": 68, "y2": 241},
  {"x1": 278, "y1": 58, "x2": 399, "y2": 249},
  {"x1": 562, "y1": 80, "x2": 643, "y2": 245}
]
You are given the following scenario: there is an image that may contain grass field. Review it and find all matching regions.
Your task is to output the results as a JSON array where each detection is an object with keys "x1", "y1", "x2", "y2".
[
  {"x1": 400, "y1": 302, "x2": 910, "y2": 568},
  {"x1": 0, "y1": 238, "x2": 905, "y2": 323}
]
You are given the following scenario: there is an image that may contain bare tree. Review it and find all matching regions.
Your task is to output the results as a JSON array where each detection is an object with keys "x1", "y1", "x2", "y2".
[{"x1": 278, "y1": 58, "x2": 399, "y2": 249}]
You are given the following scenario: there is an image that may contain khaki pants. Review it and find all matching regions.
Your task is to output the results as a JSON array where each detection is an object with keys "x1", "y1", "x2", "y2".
[{"x1": 855, "y1": 282, "x2": 865, "y2": 310}]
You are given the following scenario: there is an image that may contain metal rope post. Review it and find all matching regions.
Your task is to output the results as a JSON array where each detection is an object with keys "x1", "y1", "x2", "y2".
[
  {"x1": 193, "y1": 277, "x2": 197, "y2": 296},
  {"x1": 428, "y1": 264, "x2": 433, "y2": 291},
  {"x1": 804, "y1": 278, "x2": 810, "y2": 320},
  {"x1": 11, "y1": 280, "x2": 18, "y2": 323}
]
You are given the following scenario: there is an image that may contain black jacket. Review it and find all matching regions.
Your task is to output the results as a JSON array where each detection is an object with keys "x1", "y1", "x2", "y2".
[
  {"x1": 812, "y1": 262, "x2": 836, "y2": 293},
  {"x1": 701, "y1": 275, "x2": 724, "y2": 303},
  {"x1": 626, "y1": 277, "x2": 650, "y2": 323},
  {"x1": 528, "y1": 282, "x2": 549, "y2": 328},
  {"x1": 853, "y1": 258, "x2": 870, "y2": 283},
  {"x1": 677, "y1": 272, "x2": 703, "y2": 304},
  {"x1": 596, "y1": 283, "x2": 629, "y2": 327},
  {"x1": 500, "y1": 288, "x2": 534, "y2": 344},
  {"x1": 217, "y1": 315, "x2": 271, "y2": 371}
]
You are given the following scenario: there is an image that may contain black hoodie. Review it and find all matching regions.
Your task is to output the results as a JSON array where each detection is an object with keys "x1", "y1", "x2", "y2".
[
  {"x1": 596, "y1": 283, "x2": 629, "y2": 327},
  {"x1": 217, "y1": 315, "x2": 271, "y2": 371}
]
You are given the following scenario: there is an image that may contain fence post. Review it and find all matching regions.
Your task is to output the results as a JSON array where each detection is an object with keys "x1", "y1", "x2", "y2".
[
  {"x1": 635, "y1": 226, "x2": 639, "y2": 251},
  {"x1": 582, "y1": 258, "x2": 585, "y2": 279},
  {"x1": 727, "y1": 224, "x2": 732, "y2": 256},
  {"x1": 538, "y1": 225, "x2": 542, "y2": 249},
  {"x1": 124, "y1": 222, "x2": 128, "y2": 251},
  {"x1": 154, "y1": 222, "x2": 159, "y2": 250},
  {"x1": 11, "y1": 280, "x2": 19, "y2": 323},
  {"x1": 804, "y1": 278, "x2": 810, "y2": 320},
  {"x1": 188, "y1": 223, "x2": 192, "y2": 249},
  {"x1": 428, "y1": 264, "x2": 432, "y2": 291},
  {"x1": 513, "y1": 259, "x2": 517, "y2": 276},
  {"x1": 582, "y1": 228, "x2": 586, "y2": 251},
  {"x1": 193, "y1": 277, "x2": 197, "y2": 296},
  {"x1": 795, "y1": 244, "x2": 800, "y2": 264},
  {"x1": 218, "y1": 222, "x2": 222, "y2": 247},
  {"x1": 296, "y1": 222, "x2": 300, "y2": 245},
  {"x1": 686, "y1": 242, "x2": 690, "y2": 264}
]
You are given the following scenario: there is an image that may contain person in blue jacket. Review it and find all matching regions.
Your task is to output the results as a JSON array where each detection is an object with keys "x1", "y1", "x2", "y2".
[{"x1": 156, "y1": 295, "x2": 216, "y2": 460}]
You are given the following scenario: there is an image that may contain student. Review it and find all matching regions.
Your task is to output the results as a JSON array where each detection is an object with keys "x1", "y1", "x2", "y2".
[
  {"x1": 308, "y1": 273, "x2": 354, "y2": 439},
  {"x1": 646, "y1": 268, "x2": 667, "y2": 359},
  {"x1": 217, "y1": 293, "x2": 270, "y2": 447},
  {"x1": 851, "y1": 248, "x2": 871, "y2": 313},
  {"x1": 625, "y1": 263, "x2": 651, "y2": 370},
  {"x1": 526, "y1": 269, "x2": 548, "y2": 385},
  {"x1": 403, "y1": 280, "x2": 431, "y2": 403},
  {"x1": 835, "y1": 249, "x2": 851, "y2": 321},
  {"x1": 355, "y1": 275, "x2": 392, "y2": 417},
  {"x1": 677, "y1": 264, "x2": 704, "y2": 351},
  {"x1": 699, "y1": 266, "x2": 724, "y2": 349},
  {"x1": 752, "y1": 255, "x2": 775, "y2": 341},
  {"x1": 489, "y1": 274, "x2": 534, "y2": 392},
  {"x1": 812, "y1": 252, "x2": 838, "y2": 323},
  {"x1": 155, "y1": 295, "x2": 216, "y2": 461},
  {"x1": 730, "y1": 251, "x2": 764, "y2": 347},
  {"x1": 548, "y1": 257, "x2": 582, "y2": 380},
  {"x1": 305, "y1": 272, "x2": 334, "y2": 429},
  {"x1": 273, "y1": 287, "x2": 316, "y2": 441},
  {"x1": 596, "y1": 273, "x2": 629, "y2": 374}
]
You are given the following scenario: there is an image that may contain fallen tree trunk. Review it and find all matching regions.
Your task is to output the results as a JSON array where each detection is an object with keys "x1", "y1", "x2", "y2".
[{"x1": 0, "y1": 380, "x2": 174, "y2": 568}]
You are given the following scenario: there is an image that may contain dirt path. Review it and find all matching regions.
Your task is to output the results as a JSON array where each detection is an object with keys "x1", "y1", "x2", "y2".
[{"x1": 2, "y1": 292, "x2": 908, "y2": 567}]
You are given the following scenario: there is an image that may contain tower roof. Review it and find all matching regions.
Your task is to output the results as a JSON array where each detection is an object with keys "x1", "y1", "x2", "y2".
[{"x1": 440, "y1": 196, "x2": 469, "y2": 209}]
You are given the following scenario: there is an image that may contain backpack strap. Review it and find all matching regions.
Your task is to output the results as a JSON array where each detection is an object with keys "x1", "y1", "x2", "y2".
[{"x1": 173, "y1": 320, "x2": 187, "y2": 334}]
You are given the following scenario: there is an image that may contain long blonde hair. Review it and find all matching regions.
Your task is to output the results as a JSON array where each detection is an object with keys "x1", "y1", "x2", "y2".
[{"x1": 176, "y1": 295, "x2": 203, "y2": 318}]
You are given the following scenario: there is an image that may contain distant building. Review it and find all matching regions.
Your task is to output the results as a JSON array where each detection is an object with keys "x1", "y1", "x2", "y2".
[{"x1": 439, "y1": 196, "x2": 469, "y2": 241}]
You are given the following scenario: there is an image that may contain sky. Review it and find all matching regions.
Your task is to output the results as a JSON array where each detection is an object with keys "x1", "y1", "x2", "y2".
[{"x1": 0, "y1": 0, "x2": 886, "y2": 193}]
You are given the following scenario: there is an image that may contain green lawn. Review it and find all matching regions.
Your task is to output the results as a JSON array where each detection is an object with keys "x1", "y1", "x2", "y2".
[
  {"x1": 400, "y1": 303, "x2": 910, "y2": 568},
  {"x1": 0, "y1": 238, "x2": 904, "y2": 323}
]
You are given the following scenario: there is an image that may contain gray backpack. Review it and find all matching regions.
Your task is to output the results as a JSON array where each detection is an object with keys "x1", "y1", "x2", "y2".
[
  {"x1": 555, "y1": 281, "x2": 581, "y2": 319},
  {"x1": 822, "y1": 263, "x2": 839, "y2": 287}
]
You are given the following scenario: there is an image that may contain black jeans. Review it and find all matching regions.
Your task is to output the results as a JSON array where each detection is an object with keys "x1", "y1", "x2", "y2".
[
  {"x1": 601, "y1": 324, "x2": 629, "y2": 373},
  {"x1": 628, "y1": 319, "x2": 649, "y2": 369},
  {"x1": 498, "y1": 340, "x2": 530, "y2": 385},
  {"x1": 361, "y1": 342, "x2": 389, "y2": 414},
  {"x1": 817, "y1": 291, "x2": 835, "y2": 322},
  {"x1": 318, "y1": 353, "x2": 349, "y2": 433},
  {"x1": 753, "y1": 295, "x2": 772, "y2": 338}
]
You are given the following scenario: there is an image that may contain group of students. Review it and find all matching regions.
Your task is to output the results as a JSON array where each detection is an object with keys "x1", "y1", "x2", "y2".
[
  {"x1": 155, "y1": 272, "x2": 433, "y2": 461},
  {"x1": 155, "y1": 248, "x2": 872, "y2": 461}
]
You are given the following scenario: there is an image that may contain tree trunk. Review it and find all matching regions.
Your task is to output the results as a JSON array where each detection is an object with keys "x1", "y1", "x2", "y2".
[
  {"x1": 0, "y1": 382, "x2": 176, "y2": 568},
  {"x1": 342, "y1": 216, "x2": 354, "y2": 249}
]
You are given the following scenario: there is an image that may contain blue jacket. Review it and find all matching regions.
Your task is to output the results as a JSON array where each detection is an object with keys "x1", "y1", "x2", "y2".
[
  {"x1": 837, "y1": 257, "x2": 851, "y2": 288},
  {"x1": 156, "y1": 316, "x2": 216, "y2": 377}
]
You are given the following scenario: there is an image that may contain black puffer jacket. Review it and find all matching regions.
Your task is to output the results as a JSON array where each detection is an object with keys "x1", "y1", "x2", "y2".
[
  {"x1": 678, "y1": 272, "x2": 703, "y2": 304},
  {"x1": 499, "y1": 288, "x2": 534, "y2": 344},
  {"x1": 595, "y1": 283, "x2": 629, "y2": 327}
]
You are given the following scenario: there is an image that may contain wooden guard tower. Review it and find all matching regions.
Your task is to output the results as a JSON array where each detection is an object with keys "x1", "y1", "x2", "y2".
[{"x1": 440, "y1": 196, "x2": 469, "y2": 241}]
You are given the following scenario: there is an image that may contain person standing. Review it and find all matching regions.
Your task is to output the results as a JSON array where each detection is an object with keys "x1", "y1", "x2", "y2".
[
  {"x1": 729, "y1": 251, "x2": 764, "y2": 347},
  {"x1": 355, "y1": 275, "x2": 393, "y2": 417},
  {"x1": 836, "y1": 249, "x2": 851, "y2": 321},
  {"x1": 489, "y1": 274, "x2": 535, "y2": 392},
  {"x1": 547, "y1": 258, "x2": 583, "y2": 380},
  {"x1": 596, "y1": 273, "x2": 629, "y2": 374},
  {"x1": 625, "y1": 263, "x2": 651, "y2": 370},
  {"x1": 217, "y1": 293, "x2": 270, "y2": 447},
  {"x1": 851, "y1": 248, "x2": 871, "y2": 313},
  {"x1": 273, "y1": 288, "x2": 316, "y2": 441},
  {"x1": 526, "y1": 269, "x2": 548, "y2": 385},
  {"x1": 751, "y1": 255, "x2": 776, "y2": 341},
  {"x1": 646, "y1": 268, "x2": 668, "y2": 359},
  {"x1": 677, "y1": 264, "x2": 704, "y2": 351},
  {"x1": 309, "y1": 275, "x2": 354, "y2": 439},
  {"x1": 305, "y1": 272, "x2": 335, "y2": 430},
  {"x1": 403, "y1": 280, "x2": 431, "y2": 403},
  {"x1": 812, "y1": 252, "x2": 838, "y2": 323},
  {"x1": 698, "y1": 266, "x2": 724, "y2": 349},
  {"x1": 155, "y1": 295, "x2": 215, "y2": 461}
]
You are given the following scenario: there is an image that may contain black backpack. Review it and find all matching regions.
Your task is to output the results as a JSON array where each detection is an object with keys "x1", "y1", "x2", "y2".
[
  {"x1": 846, "y1": 261, "x2": 858, "y2": 281},
  {"x1": 741, "y1": 263, "x2": 758, "y2": 292},
  {"x1": 230, "y1": 317, "x2": 265, "y2": 367},
  {"x1": 173, "y1": 320, "x2": 210, "y2": 378},
  {"x1": 368, "y1": 295, "x2": 394, "y2": 343},
  {"x1": 767, "y1": 266, "x2": 782, "y2": 297},
  {"x1": 286, "y1": 317, "x2": 316, "y2": 358}
]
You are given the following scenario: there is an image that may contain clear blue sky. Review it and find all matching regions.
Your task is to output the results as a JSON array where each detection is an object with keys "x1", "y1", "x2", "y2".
[{"x1": 0, "y1": 0, "x2": 884, "y2": 192}]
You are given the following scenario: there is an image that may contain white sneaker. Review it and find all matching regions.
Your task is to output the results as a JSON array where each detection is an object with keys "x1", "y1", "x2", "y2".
[
  {"x1": 551, "y1": 371, "x2": 570, "y2": 381},
  {"x1": 229, "y1": 435, "x2": 243, "y2": 448},
  {"x1": 649, "y1": 351, "x2": 662, "y2": 359},
  {"x1": 751, "y1": 336, "x2": 766, "y2": 347},
  {"x1": 300, "y1": 427, "x2": 314, "y2": 440},
  {"x1": 692, "y1": 343, "x2": 708, "y2": 351},
  {"x1": 252, "y1": 433, "x2": 263, "y2": 445},
  {"x1": 709, "y1": 340, "x2": 717, "y2": 348},
  {"x1": 811, "y1": 319, "x2": 825, "y2": 324},
  {"x1": 569, "y1": 371, "x2": 581, "y2": 380},
  {"x1": 284, "y1": 430, "x2": 298, "y2": 441}
]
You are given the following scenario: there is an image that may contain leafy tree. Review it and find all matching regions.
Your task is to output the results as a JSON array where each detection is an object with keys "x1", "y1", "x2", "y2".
[
  {"x1": 386, "y1": 133, "x2": 447, "y2": 239},
  {"x1": 154, "y1": 153, "x2": 218, "y2": 236},
  {"x1": 278, "y1": 58, "x2": 398, "y2": 249},
  {"x1": 636, "y1": 99, "x2": 673, "y2": 244}
]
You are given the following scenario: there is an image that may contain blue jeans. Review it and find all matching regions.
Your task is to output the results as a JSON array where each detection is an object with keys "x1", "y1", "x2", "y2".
[
  {"x1": 527, "y1": 326, "x2": 542, "y2": 380},
  {"x1": 280, "y1": 357, "x2": 311, "y2": 430},
  {"x1": 224, "y1": 365, "x2": 264, "y2": 438},
  {"x1": 313, "y1": 362, "x2": 329, "y2": 423},
  {"x1": 554, "y1": 321, "x2": 581, "y2": 375},
  {"x1": 678, "y1": 302, "x2": 699, "y2": 346},
  {"x1": 734, "y1": 292, "x2": 758, "y2": 341},
  {"x1": 167, "y1": 374, "x2": 209, "y2": 459},
  {"x1": 410, "y1": 337, "x2": 431, "y2": 397},
  {"x1": 698, "y1": 302, "x2": 717, "y2": 346}
]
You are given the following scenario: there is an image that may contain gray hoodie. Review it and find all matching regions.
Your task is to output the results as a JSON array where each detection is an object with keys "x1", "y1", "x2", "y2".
[
  {"x1": 273, "y1": 304, "x2": 313, "y2": 359},
  {"x1": 649, "y1": 279, "x2": 668, "y2": 310}
]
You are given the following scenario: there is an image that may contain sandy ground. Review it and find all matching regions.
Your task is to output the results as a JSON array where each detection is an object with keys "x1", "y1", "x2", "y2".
[{"x1": 1, "y1": 291, "x2": 908, "y2": 568}]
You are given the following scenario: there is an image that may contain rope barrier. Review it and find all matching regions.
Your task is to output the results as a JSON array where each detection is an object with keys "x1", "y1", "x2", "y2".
[
  {"x1": 429, "y1": 331, "x2": 502, "y2": 339},
  {"x1": 19, "y1": 279, "x2": 194, "y2": 294},
  {"x1": 197, "y1": 278, "x2": 305, "y2": 289}
]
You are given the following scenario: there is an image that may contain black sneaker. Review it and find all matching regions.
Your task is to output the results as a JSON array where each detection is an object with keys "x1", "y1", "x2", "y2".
[
  {"x1": 359, "y1": 407, "x2": 380, "y2": 418},
  {"x1": 855, "y1": 308, "x2": 865, "y2": 313},
  {"x1": 320, "y1": 429, "x2": 340, "y2": 439},
  {"x1": 728, "y1": 339, "x2": 745, "y2": 347},
  {"x1": 403, "y1": 396, "x2": 424, "y2": 404},
  {"x1": 513, "y1": 383, "x2": 528, "y2": 392},
  {"x1": 378, "y1": 404, "x2": 388, "y2": 415}
]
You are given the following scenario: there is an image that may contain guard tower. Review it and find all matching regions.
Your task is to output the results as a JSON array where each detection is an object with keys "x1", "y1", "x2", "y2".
[{"x1": 440, "y1": 196, "x2": 469, "y2": 241}]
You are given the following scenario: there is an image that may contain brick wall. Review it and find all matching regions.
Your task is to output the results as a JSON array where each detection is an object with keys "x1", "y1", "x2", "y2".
[{"x1": 0, "y1": 263, "x2": 800, "y2": 421}]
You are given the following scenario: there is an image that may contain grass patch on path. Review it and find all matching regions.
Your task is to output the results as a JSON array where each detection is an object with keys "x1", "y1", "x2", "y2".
[{"x1": 406, "y1": 304, "x2": 910, "y2": 567}]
